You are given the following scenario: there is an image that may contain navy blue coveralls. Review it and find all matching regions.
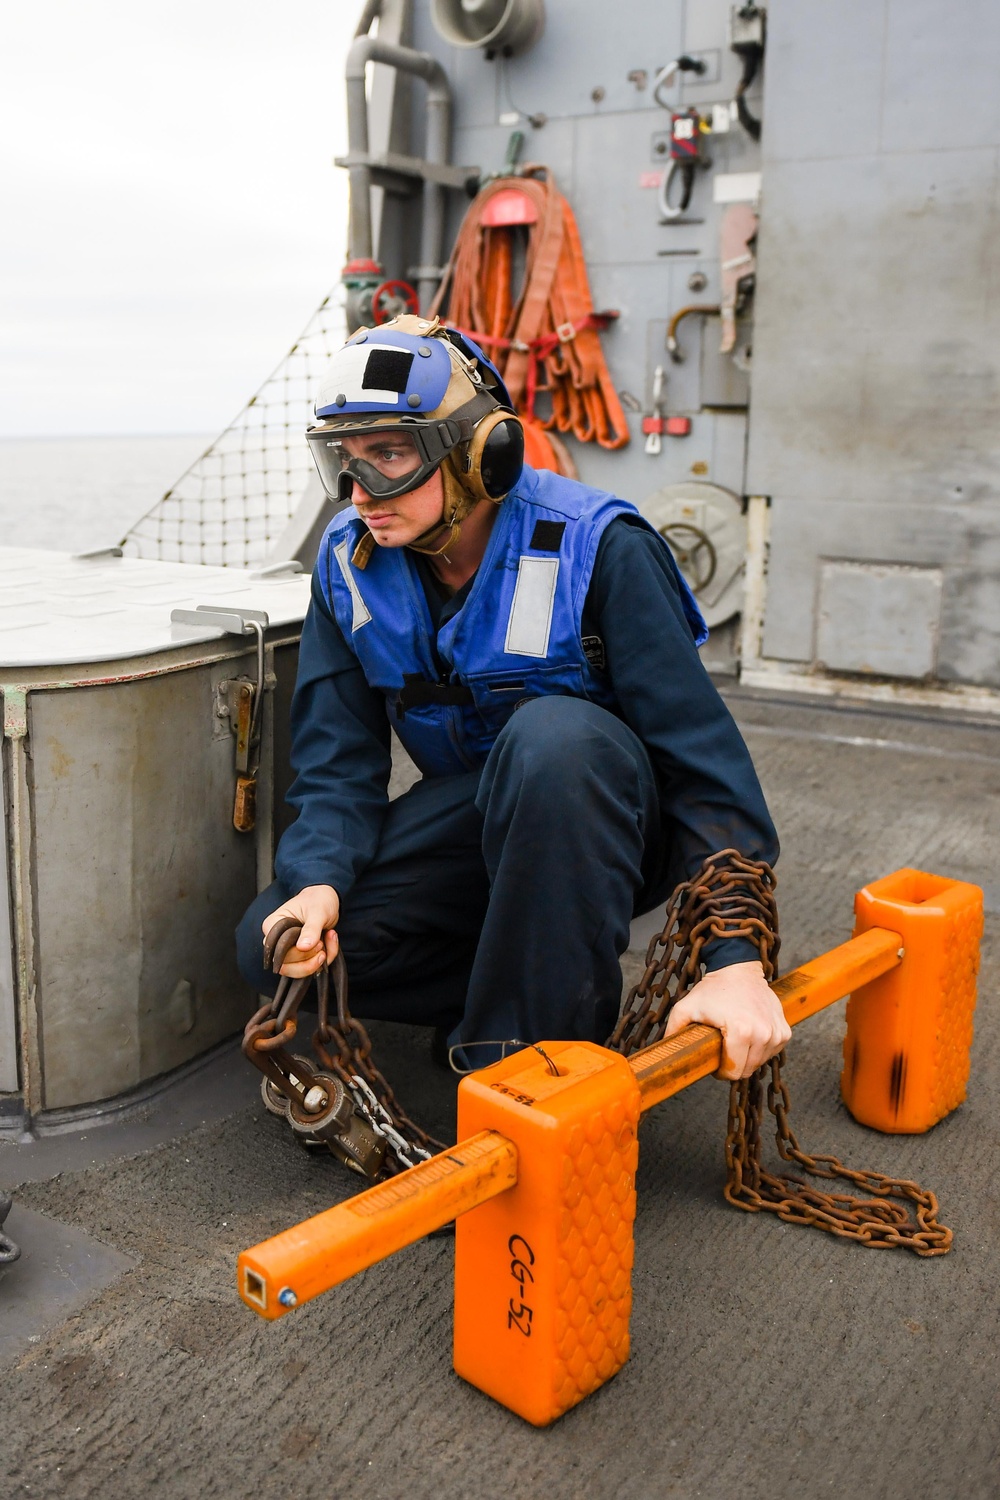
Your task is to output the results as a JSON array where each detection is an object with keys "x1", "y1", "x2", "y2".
[{"x1": 236, "y1": 509, "x2": 779, "y2": 1062}]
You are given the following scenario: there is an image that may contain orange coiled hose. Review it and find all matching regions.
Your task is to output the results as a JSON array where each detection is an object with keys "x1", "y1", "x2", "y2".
[{"x1": 429, "y1": 168, "x2": 630, "y2": 473}]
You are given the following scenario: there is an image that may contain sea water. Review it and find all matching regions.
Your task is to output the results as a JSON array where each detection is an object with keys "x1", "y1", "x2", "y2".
[{"x1": 0, "y1": 434, "x2": 213, "y2": 555}]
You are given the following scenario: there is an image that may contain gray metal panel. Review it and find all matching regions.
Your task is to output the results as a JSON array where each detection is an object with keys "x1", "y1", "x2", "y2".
[
  {"x1": 816, "y1": 562, "x2": 942, "y2": 678},
  {"x1": 747, "y1": 0, "x2": 1000, "y2": 685},
  {"x1": 572, "y1": 110, "x2": 688, "y2": 265},
  {"x1": 762, "y1": 496, "x2": 1000, "y2": 685},
  {"x1": 761, "y1": 0, "x2": 886, "y2": 161},
  {"x1": 425, "y1": 1, "x2": 686, "y2": 123},
  {"x1": 710, "y1": 411, "x2": 750, "y2": 497},
  {"x1": 30, "y1": 660, "x2": 260, "y2": 1110},
  {"x1": 939, "y1": 565, "x2": 1000, "y2": 685},
  {"x1": 0, "y1": 742, "x2": 16, "y2": 1093},
  {"x1": 881, "y1": 0, "x2": 1000, "y2": 153}
]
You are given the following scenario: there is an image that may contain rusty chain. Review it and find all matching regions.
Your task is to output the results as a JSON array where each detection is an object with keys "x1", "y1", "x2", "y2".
[
  {"x1": 609, "y1": 849, "x2": 780, "y2": 1053},
  {"x1": 0, "y1": 1191, "x2": 20, "y2": 1266},
  {"x1": 243, "y1": 916, "x2": 445, "y2": 1181},
  {"x1": 609, "y1": 848, "x2": 953, "y2": 1257}
]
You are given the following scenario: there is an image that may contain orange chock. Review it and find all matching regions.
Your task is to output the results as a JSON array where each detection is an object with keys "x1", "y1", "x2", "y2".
[
  {"x1": 842, "y1": 869, "x2": 983, "y2": 1133},
  {"x1": 454, "y1": 1040, "x2": 640, "y2": 1427},
  {"x1": 236, "y1": 865, "x2": 984, "y2": 1427}
]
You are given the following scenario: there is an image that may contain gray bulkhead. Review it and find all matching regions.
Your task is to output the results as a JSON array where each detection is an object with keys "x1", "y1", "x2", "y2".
[
  {"x1": 746, "y1": 0, "x2": 1000, "y2": 693},
  {"x1": 376, "y1": 0, "x2": 763, "y2": 669},
  {"x1": 379, "y1": 0, "x2": 1000, "y2": 697}
]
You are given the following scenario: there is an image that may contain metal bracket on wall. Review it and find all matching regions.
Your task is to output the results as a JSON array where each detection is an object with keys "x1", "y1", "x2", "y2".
[
  {"x1": 172, "y1": 607, "x2": 272, "y2": 834},
  {"x1": 334, "y1": 150, "x2": 479, "y2": 196},
  {"x1": 1, "y1": 688, "x2": 39, "y2": 1121},
  {"x1": 215, "y1": 679, "x2": 260, "y2": 771}
]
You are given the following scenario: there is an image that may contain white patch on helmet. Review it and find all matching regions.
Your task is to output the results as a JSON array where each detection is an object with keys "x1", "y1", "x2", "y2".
[{"x1": 314, "y1": 344, "x2": 407, "y2": 410}]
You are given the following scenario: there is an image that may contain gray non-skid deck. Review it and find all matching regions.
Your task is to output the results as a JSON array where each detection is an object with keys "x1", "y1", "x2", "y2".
[{"x1": 1, "y1": 683, "x2": 998, "y2": 1500}]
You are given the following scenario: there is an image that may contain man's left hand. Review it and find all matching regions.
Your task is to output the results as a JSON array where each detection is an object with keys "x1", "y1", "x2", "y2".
[{"x1": 663, "y1": 960, "x2": 791, "y2": 1080}]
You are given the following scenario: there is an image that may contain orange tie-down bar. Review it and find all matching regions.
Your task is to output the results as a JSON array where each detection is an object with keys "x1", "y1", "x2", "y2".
[{"x1": 238, "y1": 869, "x2": 982, "y2": 1426}]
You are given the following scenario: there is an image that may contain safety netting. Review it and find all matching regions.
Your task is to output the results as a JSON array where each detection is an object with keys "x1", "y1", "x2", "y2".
[{"x1": 122, "y1": 290, "x2": 346, "y2": 568}]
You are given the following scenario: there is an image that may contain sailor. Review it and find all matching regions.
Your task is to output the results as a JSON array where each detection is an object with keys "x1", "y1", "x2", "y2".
[{"x1": 236, "y1": 315, "x2": 789, "y2": 1078}]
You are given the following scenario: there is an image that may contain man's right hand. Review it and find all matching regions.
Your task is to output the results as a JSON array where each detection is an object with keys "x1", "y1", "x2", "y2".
[{"x1": 261, "y1": 885, "x2": 340, "y2": 978}]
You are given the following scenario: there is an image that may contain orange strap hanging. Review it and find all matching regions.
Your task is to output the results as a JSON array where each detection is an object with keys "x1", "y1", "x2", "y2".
[{"x1": 429, "y1": 168, "x2": 630, "y2": 469}]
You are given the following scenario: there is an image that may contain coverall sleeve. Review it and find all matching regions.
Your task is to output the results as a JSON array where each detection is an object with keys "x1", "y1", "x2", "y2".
[
  {"x1": 586, "y1": 516, "x2": 779, "y2": 972},
  {"x1": 273, "y1": 566, "x2": 392, "y2": 899}
]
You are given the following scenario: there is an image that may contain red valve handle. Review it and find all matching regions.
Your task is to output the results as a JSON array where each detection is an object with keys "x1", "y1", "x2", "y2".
[{"x1": 371, "y1": 280, "x2": 420, "y2": 324}]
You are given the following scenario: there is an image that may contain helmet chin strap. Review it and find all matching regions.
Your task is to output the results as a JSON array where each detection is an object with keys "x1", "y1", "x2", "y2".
[
  {"x1": 404, "y1": 457, "x2": 479, "y2": 559},
  {"x1": 351, "y1": 456, "x2": 484, "y2": 569}
]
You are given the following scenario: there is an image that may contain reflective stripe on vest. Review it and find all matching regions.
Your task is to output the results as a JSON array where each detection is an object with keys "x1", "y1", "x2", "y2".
[
  {"x1": 504, "y1": 556, "x2": 559, "y2": 657},
  {"x1": 332, "y1": 540, "x2": 372, "y2": 631}
]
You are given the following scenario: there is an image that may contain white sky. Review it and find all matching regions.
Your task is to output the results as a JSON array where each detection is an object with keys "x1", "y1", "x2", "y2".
[{"x1": 1, "y1": 0, "x2": 359, "y2": 436}]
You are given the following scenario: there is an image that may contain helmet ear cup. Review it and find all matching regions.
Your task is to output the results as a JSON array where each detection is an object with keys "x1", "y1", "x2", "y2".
[{"x1": 462, "y1": 410, "x2": 525, "y2": 500}]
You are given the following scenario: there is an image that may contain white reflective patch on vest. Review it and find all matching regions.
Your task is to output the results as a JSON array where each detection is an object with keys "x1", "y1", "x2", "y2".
[
  {"x1": 315, "y1": 344, "x2": 403, "y2": 407},
  {"x1": 504, "y1": 556, "x2": 559, "y2": 657},
  {"x1": 333, "y1": 541, "x2": 372, "y2": 631}
]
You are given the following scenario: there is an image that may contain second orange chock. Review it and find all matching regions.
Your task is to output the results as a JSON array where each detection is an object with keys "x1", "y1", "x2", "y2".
[
  {"x1": 238, "y1": 866, "x2": 983, "y2": 1427},
  {"x1": 843, "y1": 868, "x2": 983, "y2": 1133}
]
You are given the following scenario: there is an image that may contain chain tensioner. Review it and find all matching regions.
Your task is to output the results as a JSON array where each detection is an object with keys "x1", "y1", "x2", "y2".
[
  {"x1": 609, "y1": 849, "x2": 953, "y2": 1256},
  {"x1": 243, "y1": 917, "x2": 444, "y2": 1180}
]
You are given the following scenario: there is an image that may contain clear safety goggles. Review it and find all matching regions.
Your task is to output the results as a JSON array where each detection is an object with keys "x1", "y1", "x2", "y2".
[{"x1": 306, "y1": 415, "x2": 470, "y2": 503}]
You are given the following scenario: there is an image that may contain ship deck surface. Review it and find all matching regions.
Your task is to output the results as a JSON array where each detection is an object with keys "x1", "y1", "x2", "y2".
[{"x1": 1, "y1": 683, "x2": 998, "y2": 1499}]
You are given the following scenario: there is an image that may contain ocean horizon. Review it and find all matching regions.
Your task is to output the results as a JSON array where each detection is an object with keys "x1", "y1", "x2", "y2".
[{"x1": 0, "y1": 433, "x2": 216, "y2": 555}]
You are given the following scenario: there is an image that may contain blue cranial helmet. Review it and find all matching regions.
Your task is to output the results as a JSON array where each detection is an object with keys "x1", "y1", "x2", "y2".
[
  {"x1": 306, "y1": 315, "x2": 522, "y2": 507},
  {"x1": 314, "y1": 327, "x2": 454, "y2": 419}
]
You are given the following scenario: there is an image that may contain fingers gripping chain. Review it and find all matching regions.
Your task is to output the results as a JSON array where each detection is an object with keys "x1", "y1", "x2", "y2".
[
  {"x1": 243, "y1": 918, "x2": 443, "y2": 1180},
  {"x1": 609, "y1": 848, "x2": 780, "y2": 1054}
]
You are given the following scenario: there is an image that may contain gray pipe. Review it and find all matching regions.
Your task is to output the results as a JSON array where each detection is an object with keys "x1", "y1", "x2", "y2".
[
  {"x1": 354, "y1": 0, "x2": 382, "y2": 37},
  {"x1": 345, "y1": 34, "x2": 453, "y2": 310},
  {"x1": 345, "y1": 1, "x2": 382, "y2": 260}
]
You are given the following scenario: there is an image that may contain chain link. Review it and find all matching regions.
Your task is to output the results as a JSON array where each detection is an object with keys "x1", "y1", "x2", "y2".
[
  {"x1": 0, "y1": 1191, "x2": 20, "y2": 1266},
  {"x1": 609, "y1": 849, "x2": 953, "y2": 1257},
  {"x1": 243, "y1": 920, "x2": 444, "y2": 1179}
]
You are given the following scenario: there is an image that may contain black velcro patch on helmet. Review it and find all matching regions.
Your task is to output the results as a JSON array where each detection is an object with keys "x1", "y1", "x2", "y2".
[
  {"x1": 529, "y1": 520, "x2": 566, "y2": 552},
  {"x1": 363, "y1": 348, "x2": 414, "y2": 393}
]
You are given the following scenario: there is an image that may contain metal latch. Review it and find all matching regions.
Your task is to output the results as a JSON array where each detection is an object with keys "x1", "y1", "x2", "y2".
[{"x1": 171, "y1": 605, "x2": 270, "y2": 833}]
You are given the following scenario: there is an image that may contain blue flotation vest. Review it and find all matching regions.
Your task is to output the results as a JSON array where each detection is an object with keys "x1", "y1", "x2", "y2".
[{"x1": 317, "y1": 465, "x2": 707, "y2": 777}]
